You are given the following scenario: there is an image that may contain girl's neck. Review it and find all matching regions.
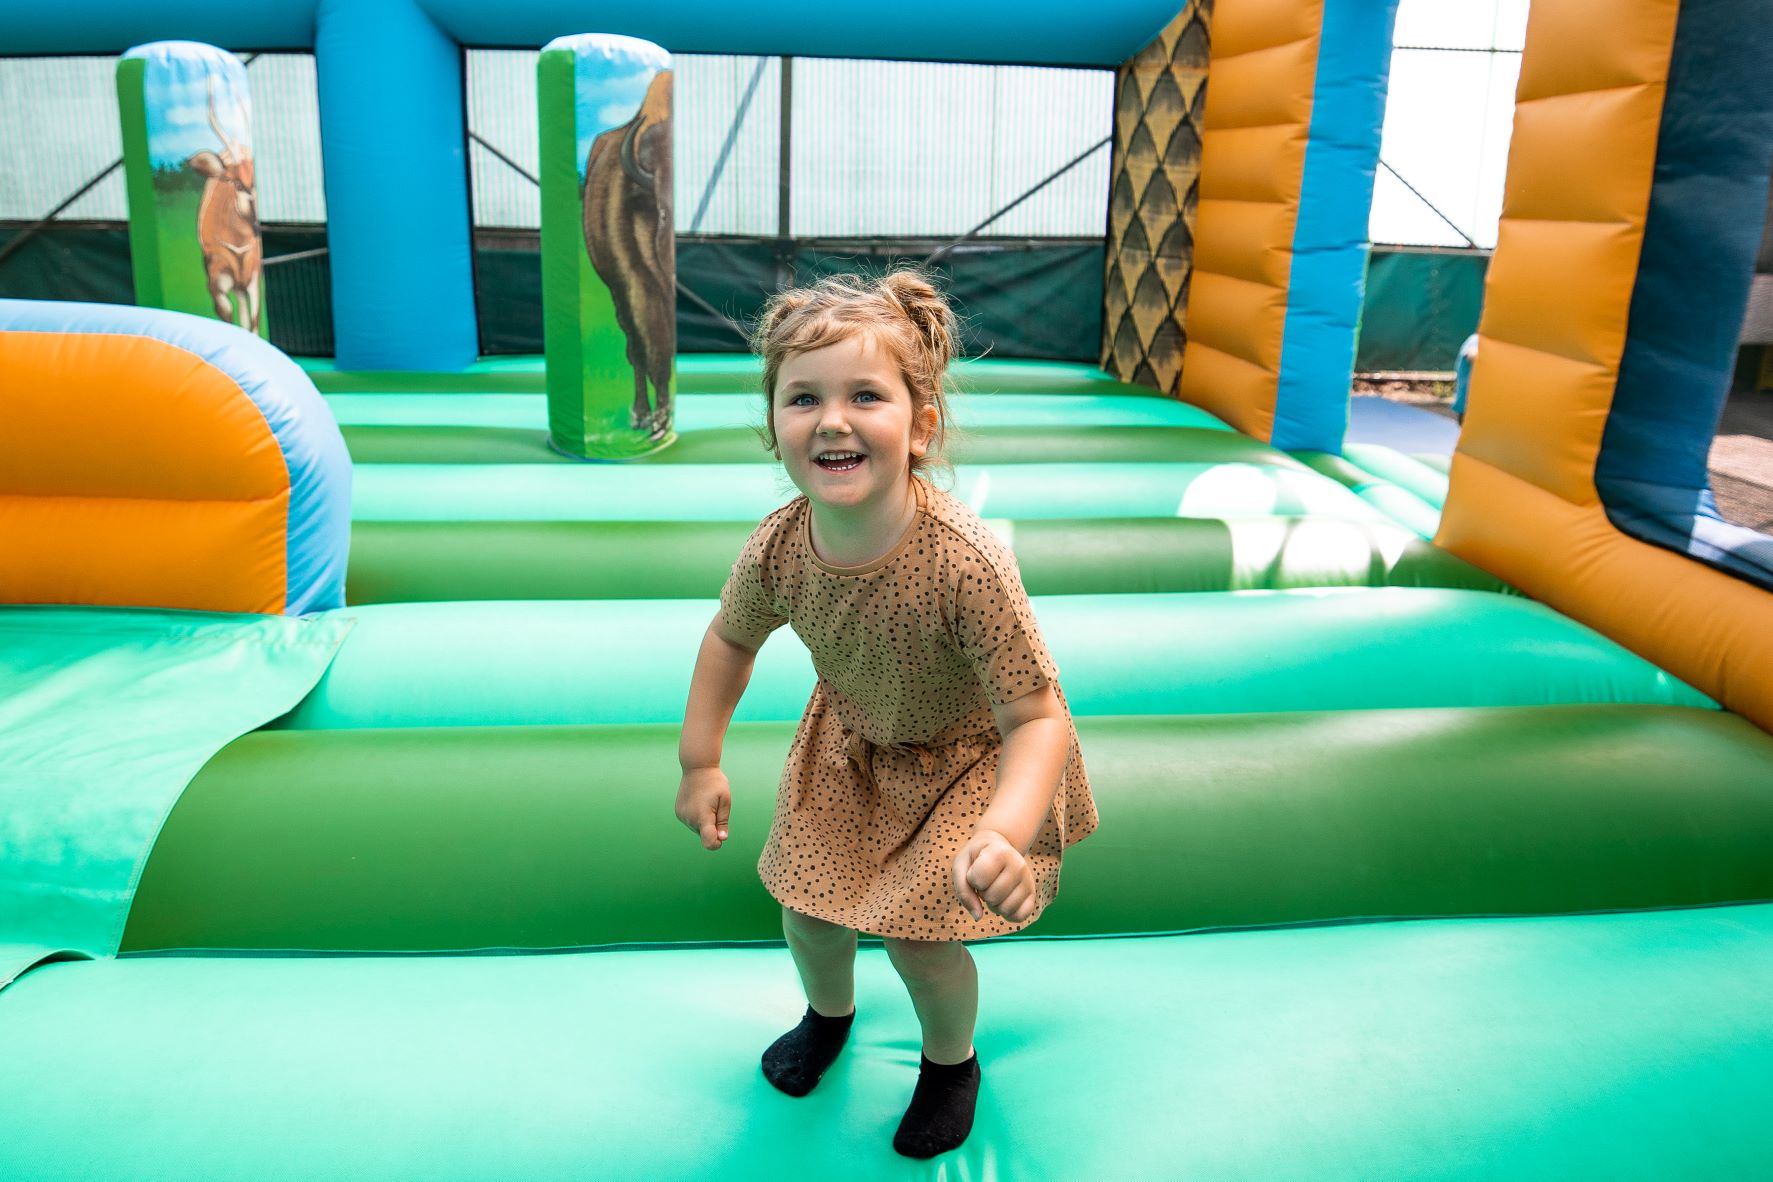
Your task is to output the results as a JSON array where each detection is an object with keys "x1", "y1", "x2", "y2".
[{"x1": 807, "y1": 477, "x2": 920, "y2": 568}]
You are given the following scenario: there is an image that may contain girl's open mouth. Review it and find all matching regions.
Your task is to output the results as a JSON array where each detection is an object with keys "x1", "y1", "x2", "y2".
[{"x1": 814, "y1": 452, "x2": 865, "y2": 472}]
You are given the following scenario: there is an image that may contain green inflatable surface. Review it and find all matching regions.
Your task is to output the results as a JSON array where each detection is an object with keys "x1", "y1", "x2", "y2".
[
  {"x1": 6, "y1": 349, "x2": 1765, "y2": 1182},
  {"x1": 1342, "y1": 443, "x2": 1452, "y2": 508},
  {"x1": 322, "y1": 391, "x2": 1235, "y2": 432},
  {"x1": 124, "y1": 707, "x2": 1773, "y2": 954},
  {"x1": 7, "y1": 905, "x2": 1773, "y2": 1179},
  {"x1": 344, "y1": 517, "x2": 1511, "y2": 603},
  {"x1": 274, "y1": 591, "x2": 1710, "y2": 730},
  {"x1": 303, "y1": 353, "x2": 1167, "y2": 398},
  {"x1": 1292, "y1": 450, "x2": 1442, "y2": 538},
  {"x1": 348, "y1": 462, "x2": 1386, "y2": 522},
  {"x1": 340, "y1": 424, "x2": 1272, "y2": 466},
  {"x1": 0, "y1": 607, "x2": 350, "y2": 983}
]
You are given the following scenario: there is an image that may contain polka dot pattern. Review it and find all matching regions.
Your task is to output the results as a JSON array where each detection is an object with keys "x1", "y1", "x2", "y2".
[{"x1": 721, "y1": 477, "x2": 1100, "y2": 939}]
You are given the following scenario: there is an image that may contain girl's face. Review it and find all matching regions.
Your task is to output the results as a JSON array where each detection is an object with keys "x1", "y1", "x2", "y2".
[{"x1": 772, "y1": 332, "x2": 937, "y2": 514}]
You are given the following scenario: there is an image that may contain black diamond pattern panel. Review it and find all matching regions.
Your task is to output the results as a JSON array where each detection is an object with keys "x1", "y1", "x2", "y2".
[{"x1": 1101, "y1": 1, "x2": 1213, "y2": 399}]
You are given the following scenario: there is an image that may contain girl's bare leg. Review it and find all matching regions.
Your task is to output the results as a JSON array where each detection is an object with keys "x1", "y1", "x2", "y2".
[
  {"x1": 882, "y1": 936, "x2": 982, "y2": 1157},
  {"x1": 764, "y1": 907, "x2": 859, "y2": 1097},
  {"x1": 881, "y1": 937, "x2": 977, "y2": 1064},
  {"x1": 781, "y1": 905, "x2": 858, "y2": 1017}
]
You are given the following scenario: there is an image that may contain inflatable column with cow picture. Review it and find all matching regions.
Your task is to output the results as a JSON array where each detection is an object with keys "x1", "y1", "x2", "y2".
[
  {"x1": 117, "y1": 42, "x2": 266, "y2": 339},
  {"x1": 539, "y1": 33, "x2": 676, "y2": 459}
]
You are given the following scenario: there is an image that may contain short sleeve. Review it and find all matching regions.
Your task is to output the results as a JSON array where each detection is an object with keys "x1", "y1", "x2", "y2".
[
  {"x1": 951, "y1": 546, "x2": 1056, "y2": 708},
  {"x1": 719, "y1": 517, "x2": 790, "y2": 636}
]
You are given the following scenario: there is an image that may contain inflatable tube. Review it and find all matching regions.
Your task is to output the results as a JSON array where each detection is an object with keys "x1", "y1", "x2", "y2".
[
  {"x1": 322, "y1": 391, "x2": 1233, "y2": 432},
  {"x1": 344, "y1": 517, "x2": 1511, "y2": 603},
  {"x1": 5, "y1": 0, "x2": 1185, "y2": 64},
  {"x1": 1293, "y1": 450, "x2": 1441, "y2": 538},
  {"x1": 124, "y1": 706, "x2": 1773, "y2": 953},
  {"x1": 303, "y1": 355, "x2": 1182, "y2": 398},
  {"x1": 272, "y1": 591, "x2": 1711, "y2": 730},
  {"x1": 349, "y1": 463, "x2": 1388, "y2": 522},
  {"x1": 339, "y1": 424, "x2": 1329, "y2": 467},
  {"x1": 538, "y1": 33, "x2": 677, "y2": 460},
  {"x1": 315, "y1": 0, "x2": 477, "y2": 371},
  {"x1": 1342, "y1": 443, "x2": 1451, "y2": 509},
  {"x1": 1269, "y1": 0, "x2": 1401, "y2": 453}
]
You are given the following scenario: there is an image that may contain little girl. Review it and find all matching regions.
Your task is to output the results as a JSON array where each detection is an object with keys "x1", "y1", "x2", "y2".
[{"x1": 675, "y1": 270, "x2": 1098, "y2": 1158}]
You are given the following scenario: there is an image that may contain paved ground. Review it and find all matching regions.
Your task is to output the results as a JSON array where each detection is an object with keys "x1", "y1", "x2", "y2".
[
  {"x1": 1712, "y1": 389, "x2": 1773, "y2": 531},
  {"x1": 1358, "y1": 374, "x2": 1773, "y2": 531}
]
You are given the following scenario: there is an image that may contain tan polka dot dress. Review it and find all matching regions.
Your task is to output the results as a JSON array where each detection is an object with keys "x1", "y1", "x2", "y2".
[{"x1": 720, "y1": 475, "x2": 1098, "y2": 941}]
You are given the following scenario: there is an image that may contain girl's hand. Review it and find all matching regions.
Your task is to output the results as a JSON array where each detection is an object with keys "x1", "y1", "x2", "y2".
[
  {"x1": 953, "y1": 828, "x2": 1036, "y2": 923},
  {"x1": 676, "y1": 766, "x2": 732, "y2": 851}
]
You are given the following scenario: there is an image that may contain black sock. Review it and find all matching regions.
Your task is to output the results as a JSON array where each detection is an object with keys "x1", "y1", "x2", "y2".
[
  {"x1": 760, "y1": 1005, "x2": 855, "y2": 1097},
  {"x1": 892, "y1": 1052, "x2": 981, "y2": 1158}
]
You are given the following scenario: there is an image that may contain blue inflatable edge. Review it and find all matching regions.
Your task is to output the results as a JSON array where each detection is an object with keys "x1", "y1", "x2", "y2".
[
  {"x1": 1596, "y1": 0, "x2": 1773, "y2": 592},
  {"x1": 0, "y1": 300, "x2": 351, "y2": 614},
  {"x1": 317, "y1": 1, "x2": 479, "y2": 372},
  {"x1": 1272, "y1": 0, "x2": 1401, "y2": 456},
  {"x1": 4, "y1": 0, "x2": 1182, "y2": 65}
]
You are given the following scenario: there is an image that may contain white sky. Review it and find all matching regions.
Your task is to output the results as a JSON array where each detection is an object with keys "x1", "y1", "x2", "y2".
[{"x1": 1375, "y1": 0, "x2": 1530, "y2": 248}]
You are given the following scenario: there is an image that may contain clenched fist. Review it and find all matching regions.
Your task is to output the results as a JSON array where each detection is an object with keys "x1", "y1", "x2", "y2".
[{"x1": 953, "y1": 828, "x2": 1036, "y2": 923}]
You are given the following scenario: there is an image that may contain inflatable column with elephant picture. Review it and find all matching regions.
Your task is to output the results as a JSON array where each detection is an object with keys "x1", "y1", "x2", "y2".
[
  {"x1": 116, "y1": 42, "x2": 267, "y2": 339},
  {"x1": 539, "y1": 33, "x2": 675, "y2": 460}
]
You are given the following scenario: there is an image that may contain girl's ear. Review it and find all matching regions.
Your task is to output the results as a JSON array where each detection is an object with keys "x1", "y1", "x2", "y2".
[{"x1": 910, "y1": 402, "x2": 939, "y2": 458}]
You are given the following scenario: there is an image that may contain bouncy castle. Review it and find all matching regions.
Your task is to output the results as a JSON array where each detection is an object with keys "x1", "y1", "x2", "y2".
[{"x1": 2, "y1": 0, "x2": 1771, "y2": 1176}]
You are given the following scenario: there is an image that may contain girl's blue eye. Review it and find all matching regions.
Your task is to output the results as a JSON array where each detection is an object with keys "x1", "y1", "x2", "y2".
[
  {"x1": 789, "y1": 393, "x2": 816, "y2": 407},
  {"x1": 855, "y1": 391, "x2": 879, "y2": 403}
]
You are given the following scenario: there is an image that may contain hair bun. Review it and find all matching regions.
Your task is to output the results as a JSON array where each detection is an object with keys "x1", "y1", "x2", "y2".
[{"x1": 878, "y1": 268, "x2": 957, "y2": 369}]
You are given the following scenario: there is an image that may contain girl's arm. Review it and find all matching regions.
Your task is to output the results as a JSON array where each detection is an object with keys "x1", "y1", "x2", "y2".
[
  {"x1": 954, "y1": 684, "x2": 1069, "y2": 921},
  {"x1": 676, "y1": 611, "x2": 771, "y2": 850},
  {"x1": 976, "y1": 684, "x2": 1069, "y2": 853},
  {"x1": 679, "y1": 611, "x2": 768, "y2": 771}
]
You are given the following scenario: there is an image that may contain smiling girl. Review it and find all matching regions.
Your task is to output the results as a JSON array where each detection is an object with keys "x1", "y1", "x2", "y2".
[{"x1": 674, "y1": 270, "x2": 1098, "y2": 1158}]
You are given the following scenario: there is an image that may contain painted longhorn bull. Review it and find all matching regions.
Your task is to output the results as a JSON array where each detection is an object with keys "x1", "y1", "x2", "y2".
[
  {"x1": 186, "y1": 78, "x2": 263, "y2": 334},
  {"x1": 583, "y1": 69, "x2": 674, "y2": 441}
]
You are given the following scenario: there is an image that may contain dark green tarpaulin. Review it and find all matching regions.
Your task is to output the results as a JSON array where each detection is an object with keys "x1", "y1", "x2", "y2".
[
  {"x1": 1355, "y1": 247, "x2": 1489, "y2": 372},
  {"x1": 2, "y1": 223, "x2": 1487, "y2": 371}
]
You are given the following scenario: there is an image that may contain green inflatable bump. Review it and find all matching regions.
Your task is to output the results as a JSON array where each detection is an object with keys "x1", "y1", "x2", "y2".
[
  {"x1": 1413, "y1": 452, "x2": 1453, "y2": 474},
  {"x1": 974, "y1": 518, "x2": 1508, "y2": 596},
  {"x1": 349, "y1": 462, "x2": 1384, "y2": 522},
  {"x1": 303, "y1": 354, "x2": 1177, "y2": 398},
  {"x1": 346, "y1": 520, "x2": 753, "y2": 603},
  {"x1": 343, "y1": 517, "x2": 1512, "y2": 604},
  {"x1": 1343, "y1": 442, "x2": 1451, "y2": 509},
  {"x1": 274, "y1": 591, "x2": 1708, "y2": 731},
  {"x1": 123, "y1": 706, "x2": 1773, "y2": 954},
  {"x1": 338, "y1": 424, "x2": 1280, "y2": 466},
  {"x1": 322, "y1": 391, "x2": 1233, "y2": 432},
  {"x1": 1050, "y1": 706, "x2": 1773, "y2": 935},
  {"x1": 1292, "y1": 450, "x2": 1441, "y2": 538},
  {"x1": 125, "y1": 724, "x2": 792, "y2": 953}
]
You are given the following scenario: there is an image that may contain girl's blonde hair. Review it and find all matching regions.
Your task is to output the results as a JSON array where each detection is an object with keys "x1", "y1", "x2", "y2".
[{"x1": 751, "y1": 268, "x2": 961, "y2": 478}]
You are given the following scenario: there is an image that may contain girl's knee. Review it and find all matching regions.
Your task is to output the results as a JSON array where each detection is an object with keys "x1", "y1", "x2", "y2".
[
  {"x1": 882, "y1": 936, "x2": 969, "y2": 983},
  {"x1": 782, "y1": 906, "x2": 854, "y2": 944}
]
